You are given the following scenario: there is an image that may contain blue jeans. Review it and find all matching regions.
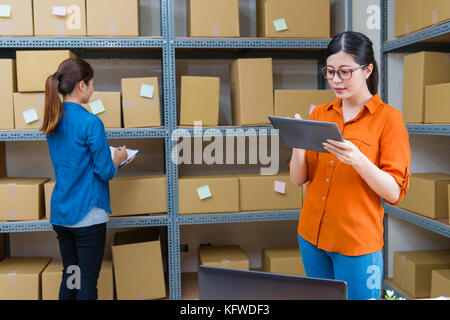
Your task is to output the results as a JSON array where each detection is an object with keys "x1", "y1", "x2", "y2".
[{"x1": 298, "y1": 234, "x2": 383, "y2": 300}]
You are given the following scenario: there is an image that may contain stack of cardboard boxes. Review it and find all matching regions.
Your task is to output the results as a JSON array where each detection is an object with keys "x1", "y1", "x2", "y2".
[
  {"x1": 0, "y1": 0, "x2": 140, "y2": 37},
  {"x1": 187, "y1": 0, "x2": 330, "y2": 38},
  {"x1": 394, "y1": 249, "x2": 450, "y2": 299},
  {"x1": 178, "y1": 173, "x2": 302, "y2": 215},
  {"x1": 402, "y1": 51, "x2": 450, "y2": 124},
  {"x1": 395, "y1": 0, "x2": 450, "y2": 37},
  {"x1": 0, "y1": 51, "x2": 163, "y2": 130},
  {"x1": 179, "y1": 57, "x2": 335, "y2": 127},
  {"x1": 198, "y1": 245, "x2": 306, "y2": 277},
  {"x1": 0, "y1": 227, "x2": 167, "y2": 300}
]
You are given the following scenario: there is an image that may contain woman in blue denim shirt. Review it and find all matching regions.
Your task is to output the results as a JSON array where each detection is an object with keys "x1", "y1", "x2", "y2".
[{"x1": 41, "y1": 58, "x2": 134, "y2": 300}]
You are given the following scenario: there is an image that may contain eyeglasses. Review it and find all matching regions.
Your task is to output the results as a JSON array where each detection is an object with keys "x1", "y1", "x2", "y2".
[{"x1": 321, "y1": 65, "x2": 367, "y2": 80}]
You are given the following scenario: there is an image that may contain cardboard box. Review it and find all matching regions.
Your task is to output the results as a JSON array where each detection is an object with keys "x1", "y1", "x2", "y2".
[
  {"x1": 421, "y1": 0, "x2": 450, "y2": 30},
  {"x1": 0, "y1": 0, "x2": 33, "y2": 36},
  {"x1": 187, "y1": 0, "x2": 240, "y2": 37},
  {"x1": 262, "y1": 248, "x2": 305, "y2": 276},
  {"x1": 0, "y1": 177, "x2": 49, "y2": 221},
  {"x1": 82, "y1": 91, "x2": 122, "y2": 128},
  {"x1": 230, "y1": 58, "x2": 274, "y2": 126},
  {"x1": 403, "y1": 51, "x2": 450, "y2": 123},
  {"x1": 394, "y1": 250, "x2": 450, "y2": 293},
  {"x1": 178, "y1": 175, "x2": 239, "y2": 215},
  {"x1": 448, "y1": 185, "x2": 450, "y2": 224},
  {"x1": 16, "y1": 50, "x2": 76, "y2": 92},
  {"x1": 121, "y1": 77, "x2": 161, "y2": 128},
  {"x1": 109, "y1": 175, "x2": 167, "y2": 217},
  {"x1": 199, "y1": 246, "x2": 249, "y2": 271},
  {"x1": 431, "y1": 269, "x2": 450, "y2": 298},
  {"x1": 0, "y1": 59, "x2": 16, "y2": 130},
  {"x1": 274, "y1": 90, "x2": 336, "y2": 119},
  {"x1": 238, "y1": 173, "x2": 302, "y2": 211},
  {"x1": 44, "y1": 180, "x2": 55, "y2": 220},
  {"x1": 404, "y1": 252, "x2": 450, "y2": 298},
  {"x1": 256, "y1": 0, "x2": 330, "y2": 38},
  {"x1": 395, "y1": 0, "x2": 421, "y2": 37},
  {"x1": 179, "y1": 76, "x2": 220, "y2": 126},
  {"x1": 33, "y1": 0, "x2": 86, "y2": 36},
  {"x1": 398, "y1": 173, "x2": 450, "y2": 220},
  {"x1": 86, "y1": 0, "x2": 139, "y2": 36},
  {"x1": 396, "y1": 0, "x2": 450, "y2": 37},
  {"x1": 0, "y1": 257, "x2": 52, "y2": 300},
  {"x1": 41, "y1": 260, "x2": 114, "y2": 300},
  {"x1": 112, "y1": 228, "x2": 166, "y2": 300},
  {"x1": 425, "y1": 83, "x2": 450, "y2": 124},
  {"x1": 13, "y1": 93, "x2": 45, "y2": 130}
]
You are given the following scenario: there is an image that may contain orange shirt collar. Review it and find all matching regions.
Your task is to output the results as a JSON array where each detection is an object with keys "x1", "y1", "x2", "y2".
[{"x1": 327, "y1": 94, "x2": 383, "y2": 115}]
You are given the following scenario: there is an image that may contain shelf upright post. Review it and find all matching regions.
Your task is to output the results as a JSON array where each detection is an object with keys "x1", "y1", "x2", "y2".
[
  {"x1": 161, "y1": 0, "x2": 182, "y2": 300},
  {"x1": 380, "y1": 0, "x2": 389, "y2": 283},
  {"x1": 0, "y1": 141, "x2": 8, "y2": 258}
]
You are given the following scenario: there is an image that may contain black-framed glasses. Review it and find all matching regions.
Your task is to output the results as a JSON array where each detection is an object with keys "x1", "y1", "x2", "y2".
[{"x1": 321, "y1": 65, "x2": 368, "y2": 80}]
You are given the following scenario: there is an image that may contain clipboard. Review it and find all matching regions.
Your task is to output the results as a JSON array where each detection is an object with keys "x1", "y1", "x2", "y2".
[
  {"x1": 269, "y1": 115, "x2": 344, "y2": 153},
  {"x1": 110, "y1": 146, "x2": 140, "y2": 168}
]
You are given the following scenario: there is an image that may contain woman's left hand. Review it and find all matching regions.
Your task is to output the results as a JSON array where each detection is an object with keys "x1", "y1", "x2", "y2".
[{"x1": 322, "y1": 139, "x2": 364, "y2": 168}]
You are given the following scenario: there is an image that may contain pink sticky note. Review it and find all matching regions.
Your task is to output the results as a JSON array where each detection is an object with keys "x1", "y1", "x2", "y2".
[{"x1": 274, "y1": 180, "x2": 286, "y2": 194}]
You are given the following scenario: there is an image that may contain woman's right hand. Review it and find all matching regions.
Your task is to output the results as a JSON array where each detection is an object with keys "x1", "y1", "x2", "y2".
[{"x1": 113, "y1": 146, "x2": 128, "y2": 168}]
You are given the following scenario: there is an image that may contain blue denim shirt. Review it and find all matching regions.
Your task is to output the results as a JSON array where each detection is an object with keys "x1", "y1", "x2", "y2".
[{"x1": 47, "y1": 102, "x2": 117, "y2": 226}]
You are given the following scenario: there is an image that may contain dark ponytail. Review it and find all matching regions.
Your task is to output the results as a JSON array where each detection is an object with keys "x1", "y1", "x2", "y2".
[
  {"x1": 41, "y1": 57, "x2": 94, "y2": 135},
  {"x1": 325, "y1": 31, "x2": 379, "y2": 95}
]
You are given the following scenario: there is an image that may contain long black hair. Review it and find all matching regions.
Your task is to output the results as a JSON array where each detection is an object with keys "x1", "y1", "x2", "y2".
[{"x1": 325, "y1": 31, "x2": 379, "y2": 95}]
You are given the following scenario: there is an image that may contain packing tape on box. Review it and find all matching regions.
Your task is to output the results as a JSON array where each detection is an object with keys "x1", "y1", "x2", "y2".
[
  {"x1": 36, "y1": 94, "x2": 45, "y2": 106},
  {"x1": 8, "y1": 270, "x2": 18, "y2": 286},
  {"x1": 55, "y1": 20, "x2": 65, "y2": 36},
  {"x1": 211, "y1": 25, "x2": 220, "y2": 37},
  {"x1": 445, "y1": 54, "x2": 450, "y2": 64},
  {"x1": 137, "y1": 291, "x2": 145, "y2": 300},
  {"x1": 123, "y1": 100, "x2": 136, "y2": 108},
  {"x1": 108, "y1": 22, "x2": 117, "y2": 36},
  {"x1": 144, "y1": 98, "x2": 157, "y2": 107},
  {"x1": 8, "y1": 208, "x2": 16, "y2": 221},
  {"x1": 8, "y1": 183, "x2": 16, "y2": 198},
  {"x1": 404, "y1": 23, "x2": 409, "y2": 34},
  {"x1": 1, "y1": 22, "x2": 11, "y2": 36},
  {"x1": 432, "y1": 10, "x2": 438, "y2": 24},
  {"x1": 221, "y1": 259, "x2": 231, "y2": 267}
]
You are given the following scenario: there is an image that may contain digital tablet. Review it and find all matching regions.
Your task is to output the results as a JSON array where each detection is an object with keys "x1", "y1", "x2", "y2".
[{"x1": 269, "y1": 115, "x2": 344, "y2": 153}]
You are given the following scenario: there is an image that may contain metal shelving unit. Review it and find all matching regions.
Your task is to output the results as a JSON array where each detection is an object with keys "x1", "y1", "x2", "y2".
[
  {"x1": 0, "y1": 128, "x2": 168, "y2": 141},
  {"x1": 0, "y1": 0, "x2": 353, "y2": 300},
  {"x1": 179, "y1": 210, "x2": 300, "y2": 225},
  {"x1": 380, "y1": 0, "x2": 450, "y2": 300}
]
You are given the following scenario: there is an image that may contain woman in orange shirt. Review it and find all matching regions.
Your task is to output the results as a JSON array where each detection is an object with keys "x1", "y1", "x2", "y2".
[{"x1": 289, "y1": 31, "x2": 411, "y2": 300}]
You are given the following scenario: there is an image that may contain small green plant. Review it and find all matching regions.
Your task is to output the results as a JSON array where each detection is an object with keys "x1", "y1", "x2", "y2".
[{"x1": 384, "y1": 290, "x2": 406, "y2": 300}]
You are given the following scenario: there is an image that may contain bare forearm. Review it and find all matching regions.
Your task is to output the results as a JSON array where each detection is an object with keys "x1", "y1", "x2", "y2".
[
  {"x1": 353, "y1": 154, "x2": 401, "y2": 204},
  {"x1": 289, "y1": 149, "x2": 308, "y2": 187}
]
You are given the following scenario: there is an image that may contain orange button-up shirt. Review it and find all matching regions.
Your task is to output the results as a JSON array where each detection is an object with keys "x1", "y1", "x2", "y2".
[{"x1": 293, "y1": 94, "x2": 411, "y2": 256}]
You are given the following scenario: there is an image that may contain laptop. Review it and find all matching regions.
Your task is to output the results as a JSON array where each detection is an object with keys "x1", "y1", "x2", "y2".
[
  {"x1": 269, "y1": 115, "x2": 344, "y2": 153},
  {"x1": 198, "y1": 265, "x2": 347, "y2": 300}
]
